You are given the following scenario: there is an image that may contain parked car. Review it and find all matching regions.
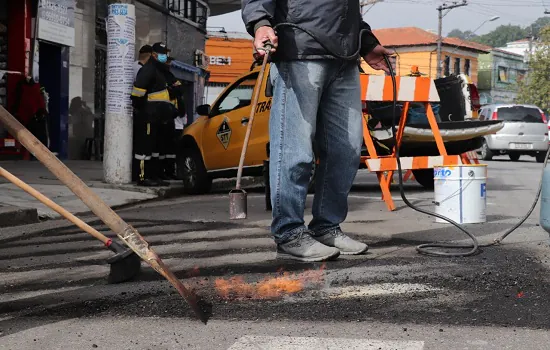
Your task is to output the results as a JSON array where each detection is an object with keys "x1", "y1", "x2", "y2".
[{"x1": 477, "y1": 104, "x2": 549, "y2": 162}]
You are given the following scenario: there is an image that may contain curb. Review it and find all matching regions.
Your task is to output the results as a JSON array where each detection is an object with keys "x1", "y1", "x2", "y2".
[
  {"x1": 0, "y1": 205, "x2": 39, "y2": 228},
  {"x1": 88, "y1": 176, "x2": 265, "y2": 198}
]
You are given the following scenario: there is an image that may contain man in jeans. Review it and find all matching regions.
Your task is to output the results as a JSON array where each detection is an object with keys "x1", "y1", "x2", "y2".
[{"x1": 242, "y1": 0, "x2": 394, "y2": 262}]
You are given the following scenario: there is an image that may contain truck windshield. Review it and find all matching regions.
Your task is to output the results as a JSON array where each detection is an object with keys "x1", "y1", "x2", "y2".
[{"x1": 497, "y1": 106, "x2": 543, "y2": 123}]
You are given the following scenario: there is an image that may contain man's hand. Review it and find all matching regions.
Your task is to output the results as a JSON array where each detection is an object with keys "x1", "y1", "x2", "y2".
[
  {"x1": 254, "y1": 26, "x2": 278, "y2": 56},
  {"x1": 363, "y1": 44, "x2": 395, "y2": 74}
]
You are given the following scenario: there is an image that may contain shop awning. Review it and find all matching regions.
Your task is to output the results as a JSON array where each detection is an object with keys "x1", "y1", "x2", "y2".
[
  {"x1": 170, "y1": 60, "x2": 210, "y2": 80},
  {"x1": 207, "y1": 0, "x2": 240, "y2": 16}
]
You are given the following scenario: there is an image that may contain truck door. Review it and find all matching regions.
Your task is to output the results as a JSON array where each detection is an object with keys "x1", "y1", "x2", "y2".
[{"x1": 201, "y1": 71, "x2": 259, "y2": 170}]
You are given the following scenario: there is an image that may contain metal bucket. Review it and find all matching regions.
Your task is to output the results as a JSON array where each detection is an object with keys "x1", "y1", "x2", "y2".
[
  {"x1": 433, "y1": 164, "x2": 487, "y2": 224},
  {"x1": 229, "y1": 189, "x2": 247, "y2": 220}
]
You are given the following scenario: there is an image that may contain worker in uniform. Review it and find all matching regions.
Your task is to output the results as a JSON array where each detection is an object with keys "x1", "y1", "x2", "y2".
[
  {"x1": 132, "y1": 44, "x2": 153, "y2": 182},
  {"x1": 130, "y1": 42, "x2": 173, "y2": 187},
  {"x1": 158, "y1": 56, "x2": 185, "y2": 180}
]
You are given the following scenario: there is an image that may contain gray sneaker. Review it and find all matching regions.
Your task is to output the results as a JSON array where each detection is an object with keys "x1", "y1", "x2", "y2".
[
  {"x1": 277, "y1": 231, "x2": 340, "y2": 262},
  {"x1": 312, "y1": 228, "x2": 368, "y2": 255}
]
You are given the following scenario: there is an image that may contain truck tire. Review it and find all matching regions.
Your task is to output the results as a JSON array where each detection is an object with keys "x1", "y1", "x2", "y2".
[
  {"x1": 412, "y1": 169, "x2": 434, "y2": 189},
  {"x1": 179, "y1": 148, "x2": 212, "y2": 194},
  {"x1": 536, "y1": 153, "x2": 547, "y2": 163}
]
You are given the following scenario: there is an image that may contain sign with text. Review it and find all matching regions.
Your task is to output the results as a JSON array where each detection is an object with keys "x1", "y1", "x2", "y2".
[
  {"x1": 209, "y1": 56, "x2": 232, "y2": 66},
  {"x1": 37, "y1": 0, "x2": 76, "y2": 47}
]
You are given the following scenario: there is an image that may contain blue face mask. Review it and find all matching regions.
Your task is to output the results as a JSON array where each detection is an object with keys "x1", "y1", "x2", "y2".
[{"x1": 157, "y1": 54, "x2": 168, "y2": 63}]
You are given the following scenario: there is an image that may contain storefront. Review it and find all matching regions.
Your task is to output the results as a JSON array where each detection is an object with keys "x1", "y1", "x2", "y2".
[
  {"x1": 170, "y1": 59, "x2": 209, "y2": 125},
  {"x1": 204, "y1": 31, "x2": 254, "y2": 104},
  {"x1": 0, "y1": 0, "x2": 74, "y2": 160}
]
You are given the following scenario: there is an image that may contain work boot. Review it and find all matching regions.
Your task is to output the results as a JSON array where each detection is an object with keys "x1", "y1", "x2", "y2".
[
  {"x1": 312, "y1": 228, "x2": 368, "y2": 255},
  {"x1": 276, "y1": 230, "x2": 340, "y2": 262}
]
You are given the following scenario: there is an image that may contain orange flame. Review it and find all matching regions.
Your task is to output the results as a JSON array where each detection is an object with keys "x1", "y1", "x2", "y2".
[{"x1": 214, "y1": 263, "x2": 326, "y2": 300}]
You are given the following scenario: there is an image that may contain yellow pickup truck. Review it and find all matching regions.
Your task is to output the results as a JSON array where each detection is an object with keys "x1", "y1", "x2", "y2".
[{"x1": 178, "y1": 64, "x2": 498, "y2": 194}]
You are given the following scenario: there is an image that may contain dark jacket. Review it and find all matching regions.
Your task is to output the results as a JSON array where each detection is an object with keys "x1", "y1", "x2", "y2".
[
  {"x1": 241, "y1": 0, "x2": 380, "y2": 61},
  {"x1": 131, "y1": 57, "x2": 174, "y2": 122},
  {"x1": 161, "y1": 66, "x2": 187, "y2": 118}
]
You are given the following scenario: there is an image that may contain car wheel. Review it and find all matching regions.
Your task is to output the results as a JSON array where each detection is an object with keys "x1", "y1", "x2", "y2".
[
  {"x1": 412, "y1": 169, "x2": 434, "y2": 189},
  {"x1": 179, "y1": 148, "x2": 212, "y2": 194},
  {"x1": 480, "y1": 140, "x2": 493, "y2": 160},
  {"x1": 536, "y1": 153, "x2": 547, "y2": 163},
  {"x1": 509, "y1": 153, "x2": 520, "y2": 162}
]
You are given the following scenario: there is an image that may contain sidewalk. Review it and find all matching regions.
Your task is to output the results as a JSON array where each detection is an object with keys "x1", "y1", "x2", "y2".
[{"x1": 0, "y1": 160, "x2": 261, "y2": 223}]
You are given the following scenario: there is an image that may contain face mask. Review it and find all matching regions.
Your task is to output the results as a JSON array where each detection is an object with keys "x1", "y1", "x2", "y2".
[{"x1": 157, "y1": 54, "x2": 168, "y2": 63}]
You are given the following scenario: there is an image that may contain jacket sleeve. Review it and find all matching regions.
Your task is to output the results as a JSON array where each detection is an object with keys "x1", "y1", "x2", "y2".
[
  {"x1": 359, "y1": 21, "x2": 381, "y2": 57},
  {"x1": 131, "y1": 64, "x2": 153, "y2": 110},
  {"x1": 241, "y1": 0, "x2": 276, "y2": 37}
]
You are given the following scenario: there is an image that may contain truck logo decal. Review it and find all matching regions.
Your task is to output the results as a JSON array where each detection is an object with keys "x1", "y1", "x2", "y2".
[
  {"x1": 255, "y1": 99, "x2": 272, "y2": 113},
  {"x1": 216, "y1": 118, "x2": 232, "y2": 150}
]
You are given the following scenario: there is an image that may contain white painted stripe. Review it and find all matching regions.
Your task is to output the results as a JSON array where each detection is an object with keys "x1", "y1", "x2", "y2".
[
  {"x1": 228, "y1": 335, "x2": 425, "y2": 350},
  {"x1": 428, "y1": 80, "x2": 440, "y2": 102},
  {"x1": 366, "y1": 76, "x2": 384, "y2": 101},
  {"x1": 398, "y1": 76, "x2": 416, "y2": 101}
]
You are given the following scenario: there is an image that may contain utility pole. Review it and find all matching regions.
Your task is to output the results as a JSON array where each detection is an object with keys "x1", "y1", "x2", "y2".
[
  {"x1": 360, "y1": 0, "x2": 384, "y2": 15},
  {"x1": 436, "y1": 1, "x2": 468, "y2": 78},
  {"x1": 104, "y1": 1, "x2": 136, "y2": 184}
]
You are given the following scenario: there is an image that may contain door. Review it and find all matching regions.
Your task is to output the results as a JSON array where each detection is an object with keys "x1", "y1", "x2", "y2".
[{"x1": 201, "y1": 71, "x2": 259, "y2": 170}]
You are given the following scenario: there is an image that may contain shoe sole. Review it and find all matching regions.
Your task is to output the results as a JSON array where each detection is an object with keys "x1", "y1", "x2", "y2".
[
  {"x1": 276, "y1": 250, "x2": 340, "y2": 262},
  {"x1": 339, "y1": 245, "x2": 369, "y2": 255}
]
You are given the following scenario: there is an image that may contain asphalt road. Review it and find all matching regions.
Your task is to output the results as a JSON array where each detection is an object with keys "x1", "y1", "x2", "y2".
[{"x1": 1, "y1": 156, "x2": 550, "y2": 349}]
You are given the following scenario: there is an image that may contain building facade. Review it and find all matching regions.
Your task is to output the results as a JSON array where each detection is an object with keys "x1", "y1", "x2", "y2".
[
  {"x1": 203, "y1": 30, "x2": 254, "y2": 104},
  {"x1": 361, "y1": 27, "x2": 490, "y2": 84},
  {"x1": 477, "y1": 49, "x2": 528, "y2": 105},
  {"x1": 0, "y1": 0, "x2": 73, "y2": 160}
]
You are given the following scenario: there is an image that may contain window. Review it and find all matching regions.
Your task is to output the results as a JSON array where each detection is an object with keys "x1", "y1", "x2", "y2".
[
  {"x1": 517, "y1": 70, "x2": 526, "y2": 82},
  {"x1": 211, "y1": 73, "x2": 259, "y2": 116},
  {"x1": 497, "y1": 66, "x2": 508, "y2": 83},
  {"x1": 464, "y1": 59, "x2": 471, "y2": 76},
  {"x1": 444, "y1": 56, "x2": 450, "y2": 76},
  {"x1": 167, "y1": 0, "x2": 208, "y2": 30},
  {"x1": 496, "y1": 106, "x2": 544, "y2": 123},
  {"x1": 454, "y1": 57, "x2": 461, "y2": 75}
]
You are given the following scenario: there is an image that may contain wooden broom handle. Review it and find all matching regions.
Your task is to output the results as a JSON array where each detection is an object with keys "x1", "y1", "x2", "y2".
[
  {"x1": 0, "y1": 167, "x2": 111, "y2": 245},
  {"x1": 0, "y1": 105, "x2": 128, "y2": 235}
]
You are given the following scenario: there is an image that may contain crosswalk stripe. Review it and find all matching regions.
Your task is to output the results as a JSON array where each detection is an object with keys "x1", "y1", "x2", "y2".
[{"x1": 228, "y1": 335, "x2": 424, "y2": 350}]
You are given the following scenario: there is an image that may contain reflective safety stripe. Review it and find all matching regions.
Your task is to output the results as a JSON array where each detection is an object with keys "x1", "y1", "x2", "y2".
[
  {"x1": 131, "y1": 86, "x2": 146, "y2": 97},
  {"x1": 148, "y1": 89, "x2": 172, "y2": 104},
  {"x1": 159, "y1": 155, "x2": 166, "y2": 160},
  {"x1": 165, "y1": 154, "x2": 176, "y2": 159},
  {"x1": 147, "y1": 123, "x2": 150, "y2": 135},
  {"x1": 152, "y1": 153, "x2": 160, "y2": 158},
  {"x1": 134, "y1": 154, "x2": 151, "y2": 160}
]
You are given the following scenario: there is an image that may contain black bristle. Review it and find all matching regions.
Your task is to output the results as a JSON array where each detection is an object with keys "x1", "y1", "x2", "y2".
[{"x1": 107, "y1": 251, "x2": 142, "y2": 284}]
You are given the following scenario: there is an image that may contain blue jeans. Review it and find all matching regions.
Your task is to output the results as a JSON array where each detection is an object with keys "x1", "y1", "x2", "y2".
[{"x1": 269, "y1": 60, "x2": 363, "y2": 244}]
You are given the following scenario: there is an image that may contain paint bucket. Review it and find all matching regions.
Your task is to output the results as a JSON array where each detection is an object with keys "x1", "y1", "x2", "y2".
[{"x1": 433, "y1": 164, "x2": 487, "y2": 224}]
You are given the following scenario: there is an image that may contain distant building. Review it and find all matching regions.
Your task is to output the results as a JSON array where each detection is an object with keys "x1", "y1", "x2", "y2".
[
  {"x1": 497, "y1": 38, "x2": 542, "y2": 62},
  {"x1": 477, "y1": 49, "x2": 528, "y2": 105},
  {"x1": 203, "y1": 31, "x2": 255, "y2": 104},
  {"x1": 361, "y1": 27, "x2": 490, "y2": 84}
]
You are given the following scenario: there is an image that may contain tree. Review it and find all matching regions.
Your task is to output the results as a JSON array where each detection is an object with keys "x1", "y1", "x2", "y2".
[
  {"x1": 527, "y1": 17, "x2": 550, "y2": 38},
  {"x1": 516, "y1": 26, "x2": 550, "y2": 112},
  {"x1": 447, "y1": 29, "x2": 477, "y2": 40},
  {"x1": 472, "y1": 25, "x2": 527, "y2": 47}
]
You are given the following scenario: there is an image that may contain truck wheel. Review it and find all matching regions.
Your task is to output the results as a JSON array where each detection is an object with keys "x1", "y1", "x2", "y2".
[
  {"x1": 179, "y1": 148, "x2": 212, "y2": 194},
  {"x1": 509, "y1": 153, "x2": 520, "y2": 162},
  {"x1": 480, "y1": 140, "x2": 493, "y2": 160},
  {"x1": 412, "y1": 169, "x2": 434, "y2": 189}
]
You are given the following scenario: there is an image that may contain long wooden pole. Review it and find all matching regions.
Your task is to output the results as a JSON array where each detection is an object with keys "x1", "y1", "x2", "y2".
[{"x1": 0, "y1": 105, "x2": 207, "y2": 323}]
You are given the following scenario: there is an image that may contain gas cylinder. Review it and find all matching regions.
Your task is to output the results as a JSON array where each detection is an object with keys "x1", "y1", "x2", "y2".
[{"x1": 540, "y1": 163, "x2": 550, "y2": 233}]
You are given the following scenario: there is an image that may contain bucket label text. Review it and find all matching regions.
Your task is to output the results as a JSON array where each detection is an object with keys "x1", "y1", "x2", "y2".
[
  {"x1": 480, "y1": 183, "x2": 486, "y2": 198},
  {"x1": 434, "y1": 168, "x2": 452, "y2": 177}
]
